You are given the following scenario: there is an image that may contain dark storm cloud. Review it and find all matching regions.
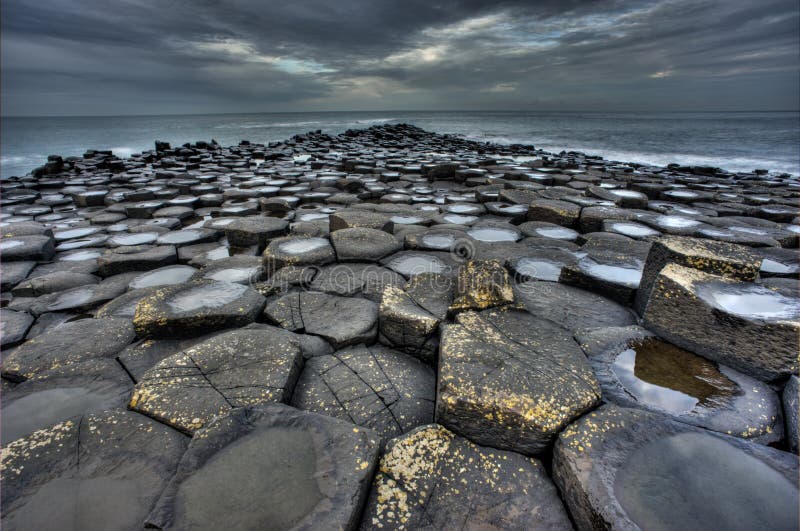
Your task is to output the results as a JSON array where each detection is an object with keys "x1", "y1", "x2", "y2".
[{"x1": 1, "y1": 0, "x2": 797, "y2": 115}]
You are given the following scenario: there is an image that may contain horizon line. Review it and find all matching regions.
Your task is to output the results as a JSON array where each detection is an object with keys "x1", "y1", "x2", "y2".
[{"x1": 3, "y1": 109, "x2": 799, "y2": 119}]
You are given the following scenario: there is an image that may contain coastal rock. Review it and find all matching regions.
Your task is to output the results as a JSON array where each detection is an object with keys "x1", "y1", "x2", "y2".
[
  {"x1": 309, "y1": 263, "x2": 404, "y2": 302},
  {"x1": 1, "y1": 359, "x2": 132, "y2": 444},
  {"x1": 0, "y1": 309, "x2": 34, "y2": 347},
  {"x1": 437, "y1": 308, "x2": 601, "y2": 454},
  {"x1": 361, "y1": 424, "x2": 572, "y2": 530},
  {"x1": 291, "y1": 344, "x2": 435, "y2": 440},
  {"x1": 1, "y1": 235, "x2": 55, "y2": 262},
  {"x1": 129, "y1": 329, "x2": 303, "y2": 434},
  {"x1": 634, "y1": 235, "x2": 762, "y2": 315},
  {"x1": 448, "y1": 259, "x2": 515, "y2": 313},
  {"x1": 265, "y1": 291, "x2": 378, "y2": 348},
  {"x1": 97, "y1": 245, "x2": 177, "y2": 276},
  {"x1": 133, "y1": 280, "x2": 266, "y2": 338},
  {"x1": 223, "y1": 215, "x2": 288, "y2": 251},
  {"x1": 514, "y1": 280, "x2": 636, "y2": 331},
  {"x1": 553, "y1": 404, "x2": 799, "y2": 531},
  {"x1": 526, "y1": 199, "x2": 581, "y2": 228},
  {"x1": 262, "y1": 235, "x2": 336, "y2": 272},
  {"x1": 145, "y1": 404, "x2": 380, "y2": 530},
  {"x1": 1, "y1": 318, "x2": 135, "y2": 382},
  {"x1": 642, "y1": 263, "x2": 799, "y2": 381},
  {"x1": 784, "y1": 375, "x2": 799, "y2": 453},
  {"x1": 331, "y1": 227, "x2": 402, "y2": 261},
  {"x1": 11, "y1": 271, "x2": 99, "y2": 297},
  {"x1": 1, "y1": 410, "x2": 188, "y2": 531},
  {"x1": 577, "y1": 326, "x2": 782, "y2": 444}
]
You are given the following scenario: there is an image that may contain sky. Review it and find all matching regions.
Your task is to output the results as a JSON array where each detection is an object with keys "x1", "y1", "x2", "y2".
[{"x1": 1, "y1": 0, "x2": 798, "y2": 116}]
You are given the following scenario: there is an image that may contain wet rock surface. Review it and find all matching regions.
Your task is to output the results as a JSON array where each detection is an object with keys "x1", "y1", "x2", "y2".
[
  {"x1": 2, "y1": 123, "x2": 799, "y2": 527},
  {"x1": 361, "y1": 424, "x2": 572, "y2": 530},
  {"x1": 553, "y1": 404, "x2": 799, "y2": 531},
  {"x1": 146, "y1": 404, "x2": 380, "y2": 530}
]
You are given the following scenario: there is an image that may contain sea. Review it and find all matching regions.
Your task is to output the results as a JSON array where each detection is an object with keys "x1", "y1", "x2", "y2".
[{"x1": 2, "y1": 111, "x2": 798, "y2": 180}]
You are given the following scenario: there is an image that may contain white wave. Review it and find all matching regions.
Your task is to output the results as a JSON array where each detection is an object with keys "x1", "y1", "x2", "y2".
[
  {"x1": 1, "y1": 155, "x2": 38, "y2": 164},
  {"x1": 110, "y1": 146, "x2": 136, "y2": 158}
]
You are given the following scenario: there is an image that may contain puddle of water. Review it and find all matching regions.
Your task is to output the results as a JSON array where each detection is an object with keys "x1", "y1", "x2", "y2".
[
  {"x1": 607, "y1": 222, "x2": 660, "y2": 238},
  {"x1": 656, "y1": 216, "x2": 701, "y2": 229},
  {"x1": 298, "y1": 213, "x2": 329, "y2": 222},
  {"x1": 579, "y1": 258, "x2": 642, "y2": 287},
  {"x1": 2, "y1": 387, "x2": 123, "y2": 444},
  {"x1": 442, "y1": 214, "x2": 478, "y2": 225},
  {"x1": 611, "y1": 338, "x2": 738, "y2": 414},
  {"x1": 109, "y1": 232, "x2": 159, "y2": 246},
  {"x1": 172, "y1": 427, "x2": 323, "y2": 529},
  {"x1": 60, "y1": 250, "x2": 102, "y2": 261},
  {"x1": 278, "y1": 238, "x2": 329, "y2": 255},
  {"x1": 760, "y1": 258, "x2": 798, "y2": 274},
  {"x1": 54, "y1": 228, "x2": 101, "y2": 241},
  {"x1": 390, "y1": 216, "x2": 424, "y2": 225},
  {"x1": 535, "y1": 226, "x2": 579, "y2": 240},
  {"x1": 615, "y1": 432, "x2": 799, "y2": 531},
  {"x1": 421, "y1": 233, "x2": 456, "y2": 250},
  {"x1": 447, "y1": 204, "x2": 482, "y2": 214},
  {"x1": 157, "y1": 230, "x2": 206, "y2": 245},
  {"x1": 205, "y1": 267, "x2": 262, "y2": 284},
  {"x1": 697, "y1": 282, "x2": 800, "y2": 321},
  {"x1": 129, "y1": 265, "x2": 197, "y2": 290},
  {"x1": 514, "y1": 258, "x2": 563, "y2": 282},
  {"x1": 611, "y1": 190, "x2": 645, "y2": 198},
  {"x1": 467, "y1": 227, "x2": 520, "y2": 242},
  {"x1": 167, "y1": 282, "x2": 248, "y2": 313},
  {"x1": 386, "y1": 253, "x2": 447, "y2": 277}
]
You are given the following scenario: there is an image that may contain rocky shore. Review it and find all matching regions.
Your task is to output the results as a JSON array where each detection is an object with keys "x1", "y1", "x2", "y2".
[{"x1": 1, "y1": 123, "x2": 798, "y2": 529}]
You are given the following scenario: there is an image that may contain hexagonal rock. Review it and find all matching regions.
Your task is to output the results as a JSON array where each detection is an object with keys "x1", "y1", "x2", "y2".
[
  {"x1": 448, "y1": 259, "x2": 515, "y2": 314},
  {"x1": 576, "y1": 326, "x2": 783, "y2": 444},
  {"x1": 291, "y1": 344, "x2": 434, "y2": 440},
  {"x1": 133, "y1": 280, "x2": 266, "y2": 338},
  {"x1": 262, "y1": 235, "x2": 336, "y2": 273},
  {"x1": 514, "y1": 280, "x2": 636, "y2": 332},
  {"x1": 437, "y1": 308, "x2": 601, "y2": 455},
  {"x1": 265, "y1": 291, "x2": 378, "y2": 349},
  {"x1": 559, "y1": 252, "x2": 644, "y2": 305},
  {"x1": 145, "y1": 404, "x2": 380, "y2": 530},
  {"x1": 378, "y1": 273, "x2": 453, "y2": 363},
  {"x1": 361, "y1": 424, "x2": 572, "y2": 530},
  {"x1": 0, "y1": 309, "x2": 34, "y2": 347},
  {"x1": 329, "y1": 209, "x2": 392, "y2": 232},
  {"x1": 634, "y1": 235, "x2": 762, "y2": 315},
  {"x1": 1, "y1": 261, "x2": 36, "y2": 291},
  {"x1": 783, "y1": 375, "x2": 799, "y2": 453},
  {"x1": 129, "y1": 329, "x2": 303, "y2": 434},
  {"x1": 223, "y1": 215, "x2": 288, "y2": 251},
  {"x1": 331, "y1": 227, "x2": 402, "y2": 262},
  {"x1": 309, "y1": 263, "x2": 404, "y2": 302},
  {"x1": 527, "y1": 199, "x2": 581, "y2": 228},
  {"x1": 1, "y1": 359, "x2": 132, "y2": 445},
  {"x1": 1, "y1": 235, "x2": 55, "y2": 261},
  {"x1": 642, "y1": 264, "x2": 799, "y2": 381},
  {"x1": 1, "y1": 410, "x2": 188, "y2": 531},
  {"x1": 11, "y1": 271, "x2": 99, "y2": 297},
  {"x1": 1, "y1": 318, "x2": 135, "y2": 382},
  {"x1": 97, "y1": 245, "x2": 177, "y2": 276},
  {"x1": 553, "y1": 404, "x2": 799, "y2": 531}
]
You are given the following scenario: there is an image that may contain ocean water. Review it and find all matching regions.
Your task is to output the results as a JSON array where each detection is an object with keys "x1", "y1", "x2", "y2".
[{"x1": 1, "y1": 111, "x2": 798, "y2": 179}]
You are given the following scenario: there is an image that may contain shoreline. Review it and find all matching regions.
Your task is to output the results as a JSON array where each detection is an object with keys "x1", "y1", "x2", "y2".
[{"x1": 1, "y1": 123, "x2": 798, "y2": 529}]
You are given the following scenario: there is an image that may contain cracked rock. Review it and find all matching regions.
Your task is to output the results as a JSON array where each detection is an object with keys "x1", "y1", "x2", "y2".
[
  {"x1": 129, "y1": 328, "x2": 303, "y2": 434},
  {"x1": 361, "y1": 424, "x2": 572, "y2": 530},
  {"x1": 265, "y1": 291, "x2": 378, "y2": 349},
  {"x1": 291, "y1": 344, "x2": 435, "y2": 441},
  {"x1": 448, "y1": 259, "x2": 515, "y2": 314},
  {"x1": 145, "y1": 404, "x2": 380, "y2": 530},
  {"x1": 331, "y1": 227, "x2": 402, "y2": 262},
  {"x1": 1, "y1": 410, "x2": 188, "y2": 531},
  {"x1": 437, "y1": 308, "x2": 601, "y2": 455}
]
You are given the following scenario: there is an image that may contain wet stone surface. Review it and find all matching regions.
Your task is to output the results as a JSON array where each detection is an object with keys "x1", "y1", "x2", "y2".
[{"x1": 2, "y1": 123, "x2": 799, "y2": 528}]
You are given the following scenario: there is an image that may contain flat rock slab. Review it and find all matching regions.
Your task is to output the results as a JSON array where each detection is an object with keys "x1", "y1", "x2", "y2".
[
  {"x1": 553, "y1": 404, "x2": 799, "y2": 531},
  {"x1": 129, "y1": 329, "x2": 303, "y2": 434},
  {"x1": 576, "y1": 326, "x2": 783, "y2": 444},
  {"x1": 1, "y1": 410, "x2": 188, "y2": 531},
  {"x1": 331, "y1": 227, "x2": 402, "y2": 261},
  {"x1": 133, "y1": 280, "x2": 266, "y2": 338},
  {"x1": 263, "y1": 235, "x2": 336, "y2": 272},
  {"x1": 11, "y1": 271, "x2": 99, "y2": 297},
  {"x1": 309, "y1": 263, "x2": 404, "y2": 302},
  {"x1": 437, "y1": 308, "x2": 601, "y2": 455},
  {"x1": 514, "y1": 280, "x2": 636, "y2": 331},
  {"x1": 642, "y1": 263, "x2": 799, "y2": 381},
  {"x1": 146, "y1": 404, "x2": 380, "y2": 530},
  {"x1": 361, "y1": 424, "x2": 572, "y2": 530},
  {"x1": 265, "y1": 291, "x2": 378, "y2": 348},
  {"x1": 291, "y1": 344, "x2": 435, "y2": 441},
  {"x1": 0, "y1": 235, "x2": 55, "y2": 262},
  {"x1": 224, "y1": 215, "x2": 288, "y2": 250},
  {"x1": 97, "y1": 245, "x2": 177, "y2": 276},
  {"x1": 634, "y1": 235, "x2": 762, "y2": 315},
  {"x1": 1, "y1": 359, "x2": 132, "y2": 445},
  {"x1": 1, "y1": 318, "x2": 135, "y2": 382},
  {"x1": 0, "y1": 309, "x2": 34, "y2": 347}
]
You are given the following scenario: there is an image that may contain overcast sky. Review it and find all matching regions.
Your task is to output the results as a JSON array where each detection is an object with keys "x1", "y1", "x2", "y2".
[{"x1": 2, "y1": 0, "x2": 798, "y2": 116}]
